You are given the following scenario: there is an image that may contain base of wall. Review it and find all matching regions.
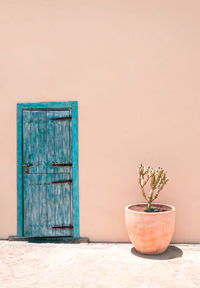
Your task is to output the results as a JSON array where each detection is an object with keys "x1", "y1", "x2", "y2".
[{"x1": 8, "y1": 235, "x2": 89, "y2": 244}]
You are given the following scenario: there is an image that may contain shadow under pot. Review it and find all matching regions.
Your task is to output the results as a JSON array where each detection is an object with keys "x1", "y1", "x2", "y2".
[{"x1": 125, "y1": 203, "x2": 175, "y2": 255}]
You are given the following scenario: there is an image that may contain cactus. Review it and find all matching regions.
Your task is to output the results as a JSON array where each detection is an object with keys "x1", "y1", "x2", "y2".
[{"x1": 138, "y1": 164, "x2": 169, "y2": 212}]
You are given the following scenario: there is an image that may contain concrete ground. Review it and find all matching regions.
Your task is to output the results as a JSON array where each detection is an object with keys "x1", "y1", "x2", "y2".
[{"x1": 0, "y1": 241, "x2": 200, "y2": 288}]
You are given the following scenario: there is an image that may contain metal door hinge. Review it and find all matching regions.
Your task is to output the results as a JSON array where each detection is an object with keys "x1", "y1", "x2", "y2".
[
  {"x1": 51, "y1": 117, "x2": 72, "y2": 121},
  {"x1": 51, "y1": 163, "x2": 72, "y2": 167},
  {"x1": 52, "y1": 179, "x2": 72, "y2": 184},
  {"x1": 52, "y1": 225, "x2": 73, "y2": 229}
]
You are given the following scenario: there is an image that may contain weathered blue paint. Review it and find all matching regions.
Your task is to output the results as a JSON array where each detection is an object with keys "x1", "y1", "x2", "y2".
[
  {"x1": 47, "y1": 111, "x2": 55, "y2": 236},
  {"x1": 23, "y1": 110, "x2": 73, "y2": 237},
  {"x1": 71, "y1": 102, "x2": 79, "y2": 238},
  {"x1": 17, "y1": 101, "x2": 78, "y2": 109},
  {"x1": 17, "y1": 105, "x2": 23, "y2": 236},
  {"x1": 17, "y1": 101, "x2": 79, "y2": 238},
  {"x1": 31, "y1": 111, "x2": 40, "y2": 236},
  {"x1": 23, "y1": 111, "x2": 32, "y2": 236}
]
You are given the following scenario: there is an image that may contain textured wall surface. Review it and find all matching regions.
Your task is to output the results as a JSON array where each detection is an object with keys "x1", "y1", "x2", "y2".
[{"x1": 0, "y1": 0, "x2": 200, "y2": 242}]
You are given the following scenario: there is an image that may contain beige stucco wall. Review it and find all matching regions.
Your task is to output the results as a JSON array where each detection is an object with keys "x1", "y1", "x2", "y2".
[{"x1": 0, "y1": 0, "x2": 200, "y2": 242}]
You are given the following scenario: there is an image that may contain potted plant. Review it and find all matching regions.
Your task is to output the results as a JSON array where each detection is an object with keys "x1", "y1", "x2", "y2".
[{"x1": 125, "y1": 164, "x2": 175, "y2": 255}]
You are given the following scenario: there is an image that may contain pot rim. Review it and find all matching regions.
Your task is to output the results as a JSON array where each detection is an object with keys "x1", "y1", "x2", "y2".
[{"x1": 125, "y1": 203, "x2": 175, "y2": 215}]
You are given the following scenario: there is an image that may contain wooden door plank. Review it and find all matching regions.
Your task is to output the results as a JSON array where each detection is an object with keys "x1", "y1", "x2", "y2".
[
  {"x1": 53, "y1": 173, "x2": 72, "y2": 236},
  {"x1": 46, "y1": 111, "x2": 56, "y2": 235},
  {"x1": 39, "y1": 174, "x2": 48, "y2": 236},
  {"x1": 54, "y1": 174, "x2": 65, "y2": 236},
  {"x1": 47, "y1": 174, "x2": 56, "y2": 236},
  {"x1": 23, "y1": 111, "x2": 31, "y2": 165},
  {"x1": 53, "y1": 111, "x2": 72, "y2": 236},
  {"x1": 54, "y1": 111, "x2": 63, "y2": 166},
  {"x1": 23, "y1": 111, "x2": 32, "y2": 236},
  {"x1": 49, "y1": 110, "x2": 71, "y2": 174},
  {"x1": 62, "y1": 182, "x2": 72, "y2": 236},
  {"x1": 31, "y1": 174, "x2": 40, "y2": 236},
  {"x1": 38, "y1": 111, "x2": 47, "y2": 174},
  {"x1": 62, "y1": 112, "x2": 72, "y2": 237},
  {"x1": 61, "y1": 110, "x2": 71, "y2": 173},
  {"x1": 30, "y1": 111, "x2": 40, "y2": 236},
  {"x1": 23, "y1": 174, "x2": 32, "y2": 236},
  {"x1": 71, "y1": 104, "x2": 79, "y2": 238},
  {"x1": 31, "y1": 111, "x2": 39, "y2": 174},
  {"x1": 47, "y1": 111, "x2": 55, "y2": 174},
  {"x1": 37, "y1": 112, "x2": 48, "y2": 236}
]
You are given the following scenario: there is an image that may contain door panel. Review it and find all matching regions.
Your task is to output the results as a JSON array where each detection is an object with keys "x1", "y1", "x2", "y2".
[
  {"x1": 46, "y1": 111, "x2": 72, "y2": 174},
  {"x1": 23, "y1": 173, "x2": 32, "y2": 236},
  {"x1": 22, "y1": 109, "x2": 72, "y2": 237},
  {"x1": 38, "y1": 112, "x2": 47, "y2": 174}
]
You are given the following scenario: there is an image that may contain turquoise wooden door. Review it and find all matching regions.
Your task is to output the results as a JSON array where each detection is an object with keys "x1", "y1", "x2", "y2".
[{"x1": 23, "y1": 109, "x2": 73, "y2": 237}]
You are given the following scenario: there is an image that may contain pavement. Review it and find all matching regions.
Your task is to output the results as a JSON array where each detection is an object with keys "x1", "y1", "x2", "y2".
[{"x1": 0, "y1": 241, "x2": 200, "y2": 288}]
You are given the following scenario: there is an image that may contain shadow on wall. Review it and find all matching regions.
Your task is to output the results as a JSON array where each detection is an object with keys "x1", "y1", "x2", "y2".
[{"x1": 131, "y1": 245, "x2": 183, "y2": 260}]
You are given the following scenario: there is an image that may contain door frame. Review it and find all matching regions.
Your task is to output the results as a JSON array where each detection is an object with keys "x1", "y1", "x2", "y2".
[{"x1": 17, "y1": 101, "x2": 79, "y2": 238}]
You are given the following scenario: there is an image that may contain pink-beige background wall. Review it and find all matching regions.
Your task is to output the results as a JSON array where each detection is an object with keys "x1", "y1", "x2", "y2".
[{"x1": 0, "y1": 0, "x2": 200, "y2": 242}]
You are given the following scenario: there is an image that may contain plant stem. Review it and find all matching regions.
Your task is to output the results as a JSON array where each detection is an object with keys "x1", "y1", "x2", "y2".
[{"x1": 147, "y1": 202, "x2": 151, "y2": 211}]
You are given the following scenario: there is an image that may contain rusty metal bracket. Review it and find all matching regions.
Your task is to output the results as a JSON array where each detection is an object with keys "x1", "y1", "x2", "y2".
[
  {"x1": 22, "y1": 163, "x2": 33, "y2": 168},
  {"x1": 51, "y1": 117, "x2": 72, "y2": 121},
  {"x1": 22, "y1": 163, "x2": 33, "y2": 174},
  {"x1": 52, "y1": 179, "x2": 72, "y2": 184},
  {"x1": 52, "y1": 225, "x2": 73, "y2": 229},
  {"x1": 51, "y1": 163, "x2": 72, "y2": 167}
]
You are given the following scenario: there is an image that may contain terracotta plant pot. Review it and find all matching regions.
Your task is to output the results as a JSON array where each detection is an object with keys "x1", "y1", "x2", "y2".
[{"x1": 125, "y1": 203, "x2": 175, "y2": 255}]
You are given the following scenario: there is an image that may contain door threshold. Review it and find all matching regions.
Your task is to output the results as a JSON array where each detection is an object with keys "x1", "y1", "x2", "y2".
[{"x1": 8, "y1": 235, "x2": 89, "y2": 244}]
